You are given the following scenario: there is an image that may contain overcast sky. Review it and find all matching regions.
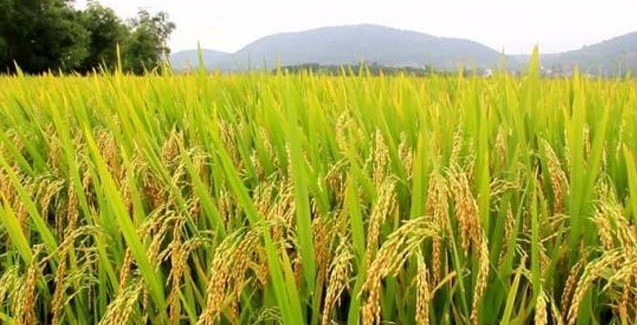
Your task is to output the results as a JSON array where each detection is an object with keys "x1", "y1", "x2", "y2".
[{"x1": 75, "y1": 0, "x2": 637, "y2": 54}]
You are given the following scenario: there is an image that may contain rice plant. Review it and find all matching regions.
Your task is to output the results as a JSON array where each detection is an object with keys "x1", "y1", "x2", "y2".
[{"x1": 0, "y1": 53, "x2": 636, "y2": 324}]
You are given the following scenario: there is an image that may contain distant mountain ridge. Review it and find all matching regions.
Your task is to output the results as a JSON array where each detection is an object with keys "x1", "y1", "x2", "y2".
[
  {"x1": 535, "y1": 31, "x2": 637, "y2": 75},
  {"x1": 171, "y1": 24, "x2": 637, "y2": 75},
  {"x1": 171, "y1": 24, "x2": 509, "y2": 71}
]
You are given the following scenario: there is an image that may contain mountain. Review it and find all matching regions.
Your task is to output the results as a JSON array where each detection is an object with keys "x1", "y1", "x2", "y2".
[
  {"x1": 515, "y1": 32, "x2": 637, "y2": 76},
  {"x1": 170, "y1": 49, "x2": 229, "y2": 70},
  {"x1": 171, "y1": 26, "x2": 637, "y2": 75},
  {"x1": 171, "y1": 24, "x2": 510, "y2": 71}
]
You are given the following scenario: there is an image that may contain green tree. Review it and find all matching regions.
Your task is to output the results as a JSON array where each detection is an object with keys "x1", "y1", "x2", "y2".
[
  {"x1": 78, "y1": 0, "x2": 128, "y2": 73},
  {"x1": 0, "y1": 0, "x2": 89, "y2": 73},
  {"x1": 0, "y1": 1, "x2": 175, "y2": 74},
  {"x1": 0, "y1": 1, "x2": 11, "y2": 61},
  {"x1": 123, "y1": 9, "x2": 176, "y2": 74}
]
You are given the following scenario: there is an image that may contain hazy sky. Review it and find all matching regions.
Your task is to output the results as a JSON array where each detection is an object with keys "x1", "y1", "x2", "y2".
[{"x1": 75, "y1": 0, "x2": 637, "y2": 54}]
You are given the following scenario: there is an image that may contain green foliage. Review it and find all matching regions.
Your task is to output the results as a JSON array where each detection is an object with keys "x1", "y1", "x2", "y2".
[
  {"x1": 275, "y1": 63, "x2": 440, "y2": 77},
  {"x1": 0, "y1": 0, "x2": 175, "y2": 74},
  {"x1": 77, "y1": 1, "x2": 128, "y2": 73},
  {"x1": 122, "y1": 10, "x2": 175, "y2": 74},
  {"x1": 0, "y1": 0, "x2": 89, "y2": 73}
]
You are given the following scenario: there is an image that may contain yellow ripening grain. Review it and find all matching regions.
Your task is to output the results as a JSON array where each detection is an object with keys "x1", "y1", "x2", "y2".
[{"x1": 0, "y1": 66, "x2": 636, "y2": 324}]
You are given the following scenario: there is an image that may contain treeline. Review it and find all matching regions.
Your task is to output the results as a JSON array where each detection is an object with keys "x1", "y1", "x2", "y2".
[
  {"x1": 273, "y1": 63, "x2": 453, "y2": 77},
  {"x1": 0, "y1": 0, "x2": 175, "y2": 74}
]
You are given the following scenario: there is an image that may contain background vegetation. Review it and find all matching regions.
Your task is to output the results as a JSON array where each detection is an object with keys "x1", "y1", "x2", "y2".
[
  {"x1": 274, "y1": 63, "x2": 496, "y2": 77},
  {"x1": 0, "y1": 0, "x2": 174, "y2": 74}
]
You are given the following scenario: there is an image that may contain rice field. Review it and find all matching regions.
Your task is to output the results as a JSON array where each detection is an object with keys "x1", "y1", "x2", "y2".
[{"x1": 0, "y1": 56, "x2": 636, "y2": 325}]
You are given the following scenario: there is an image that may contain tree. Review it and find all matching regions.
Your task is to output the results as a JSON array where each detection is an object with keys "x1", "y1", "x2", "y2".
[
  {"x1": 0, "y1": 1, "x2": 11, "y2": 62},
  {"x1": 0, "y1": 0, "x2": 89, "y2": 73},
  {"x1": 0, "y1": 1, "x2": 176, "y2": 74},
  {"x1": 78, "y1": 0, "x2": 128, "y2": 73},
  {"x1": 41, "y1": 1, "x2": 90, "y2": 70},
  {"x1": 123, "y1": 9, "x2": 176, "y2": 74}
]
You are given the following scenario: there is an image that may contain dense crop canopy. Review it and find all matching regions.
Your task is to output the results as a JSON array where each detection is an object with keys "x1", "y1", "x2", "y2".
[{"x1": 0, "y1": 60, "x2": 636, "y2": 324}]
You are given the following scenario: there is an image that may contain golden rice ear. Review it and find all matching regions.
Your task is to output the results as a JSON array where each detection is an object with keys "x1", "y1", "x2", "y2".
[
  {"x1": 415, "y1": 254, "x2": 431, "y2": 325},
  {"x1": 19, "y1": 245, "x2": 44, "y2": 325},
  {"x1": 425, "y1": 171, "x2": 450, "y2": 284},
  {"x1": 448, "y1": 165, "x2": 481, "y2": 253},
  {"x1": 567, "y1": 251, "x2": 623, "y2": 325},
  {"x1": 372, "y1": 130, "x2": 390, "y2": 188},
  {"x1": 541, "y1": 139, "x2": 569, "y2": 214},
  {"x1": 534, "y1": 291, "x2": 548, "y2": 325},
  {"x1": 312, "y1": 216, "x2": 332, "y2": 286},
  {"x1": 322, "y1": 242, "x2": 353, "y2": 325},
  {"x1": 497, "y1": 208, "x2": 515, "y2": 269},
  {"x1": 448, "y1": 128, "x2": 463, "y2": 168},
  {"x1": 470, "y1": 237, "x2": 490, "y2": 325},
  {"x1": 364, "y1": 179, "x2": 396, "y2": 264},
  {"x1": 618, "y1": 280, "x2": 632, "y2": 323},
  {"x1": 166, "y1": 217, "x2": 186, "y2": 324},
  {"x1": 198, "y1": 228, "x2": 261, "y2": 325},
  {"x1": 100, "y1": 280, "x2": 145, "y2": 325},
  {"x1": 398, "y1": 132, "x2": 414, "y2": 178},
  {"x1": 560, "y1": 260, "x2": 584, "y2": 320},
  {"x1": 360, "y1": 217, "x2": 440, "y2": 325}
]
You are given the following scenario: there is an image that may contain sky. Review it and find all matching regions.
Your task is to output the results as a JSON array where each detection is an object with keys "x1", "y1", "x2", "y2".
[{"x1": 75, "y1": 0, "x2": 637, "y2": 54}]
